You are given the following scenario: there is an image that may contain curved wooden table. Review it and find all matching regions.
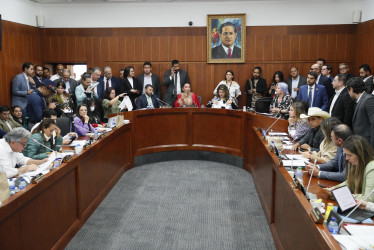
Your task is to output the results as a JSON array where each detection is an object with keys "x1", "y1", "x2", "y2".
[{"x1": 0, "y1": 108, "x2": 340, "y2": 249}]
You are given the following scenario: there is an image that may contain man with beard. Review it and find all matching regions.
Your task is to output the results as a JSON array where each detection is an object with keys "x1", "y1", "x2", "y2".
[
  {"x1": 358, "y1": 64, "x2": 373, "y2": 94},
  {"x1": 32, "y1": 65, "x2": 43, "y2": 88},
  {"x1": 244, "y1": 66, "x2": 267, "y2": 108},
  {"x1": 286, "y1": 67, "x2": 307, "y2": 100}
]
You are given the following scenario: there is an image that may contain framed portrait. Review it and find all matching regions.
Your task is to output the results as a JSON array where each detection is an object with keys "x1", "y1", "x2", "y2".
[{"x1": 207, "y1": 14, "x2": 246, "y2": 63}]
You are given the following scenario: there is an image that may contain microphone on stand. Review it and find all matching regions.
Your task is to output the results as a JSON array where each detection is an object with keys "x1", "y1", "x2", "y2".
[
  {"x1": 264, "y1": 114, "x2": 283, "y2": 135},
  {"x1": 338, "y1": 188, "x2": 374, "y2": 232},
  {"x1": 156, "y1": 98, "x2": 171, "y2": 107},
  {"x1": 32, "y1": 139, "x2": 55, "y2": 153},
  {"x1": 306, "y1": 158, "x2": 318, "y2": 192}
]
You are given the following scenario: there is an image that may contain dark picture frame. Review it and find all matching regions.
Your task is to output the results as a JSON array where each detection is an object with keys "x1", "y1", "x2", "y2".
[{"x1": 207, "y1": 13, "x2": 246, "y2": 63}]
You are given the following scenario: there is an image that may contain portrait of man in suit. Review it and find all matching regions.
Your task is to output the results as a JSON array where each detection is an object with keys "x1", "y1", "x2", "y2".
[{"x1": 208, "y1": 14, "x2": 246, "y2": 63}]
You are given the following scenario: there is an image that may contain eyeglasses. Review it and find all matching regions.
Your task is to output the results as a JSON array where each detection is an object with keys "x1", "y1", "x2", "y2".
[
  {"x1": 18, "y1": 141, "x2": 27, "y2": 148},
  {"x1": 339, "y1": 67, "x2": 347, "y2": 71}
]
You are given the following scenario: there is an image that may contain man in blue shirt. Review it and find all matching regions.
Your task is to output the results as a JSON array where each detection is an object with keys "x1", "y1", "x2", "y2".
[{"x1": 26, "y1": 79, "x2": 56, "y2": 125}]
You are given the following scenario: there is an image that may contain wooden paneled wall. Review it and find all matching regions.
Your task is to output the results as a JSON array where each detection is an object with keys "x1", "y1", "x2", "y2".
[
  {"x1": 0, "y1": 20, "x2": 42, "y2": 106},
  {"x1": 0, "y1": 20, "x2": 361, "y2": 107},
  {"x1": 355, "y1": 19, "x2": 374, "y2": 70}
]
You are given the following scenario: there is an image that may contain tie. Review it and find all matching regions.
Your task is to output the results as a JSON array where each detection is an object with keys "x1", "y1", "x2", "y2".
[
  {"x1": 106, "y1": 79, "x2": 109, "y2": 90},
  {"x1": 174, "y1": 74, "x2": 178, "y2": 94},
  {"x1": 228, "y1": 48, "x2": 232, "y2": 58},
  {"x1": 308, "y1": 87, "x2": 313, "y2": 107},
  {"x1": 147, "y1": 96, "x2": 152, "y2": 107},
  {"x1": 338, "y1": 151, "x2": 345, "y2": 172}
]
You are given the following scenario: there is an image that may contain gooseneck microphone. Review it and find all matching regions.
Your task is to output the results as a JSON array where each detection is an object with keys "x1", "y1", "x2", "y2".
[
  {"x1": 264, "y1": 115, "x2": 283, "y2": 135},
  {"x1": 306, "y1": 158, "x2": 318, "y2": 192},
  {"x1": 32, "y1": 139, "x2": 55, "y2": 153},
  {"x1": 156, "y1": 98, "x2": 171, "y2": 107}
]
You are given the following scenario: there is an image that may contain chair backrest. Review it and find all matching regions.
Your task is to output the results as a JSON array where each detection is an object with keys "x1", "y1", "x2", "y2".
[
  {"x1": 255, "y1": 97, "x2": 273, "y2": 113},
  {"x1": 197, "y1": 95, "x2": 202, "y2": 105},
  {"x1": 56, "y1": 117, "x2": 71, "y2": 137}
]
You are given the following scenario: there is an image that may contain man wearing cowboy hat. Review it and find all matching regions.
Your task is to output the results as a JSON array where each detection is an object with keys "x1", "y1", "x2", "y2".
[
  {"x1": 26, "y1": 79, "x2": 57, "y2": 127},
  {"x1": 292, "y1": 107, "x2": 330, "y2": 152}
]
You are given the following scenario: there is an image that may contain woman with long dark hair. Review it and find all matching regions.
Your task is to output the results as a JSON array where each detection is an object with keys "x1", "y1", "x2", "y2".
[
  {"x1": 73, "y1": 104, "x2": 94, "y2": 137},
  {"x1": 23, "y1": 118, "x2": 63, "y2": 159},
  {"x1": 118, "y1": 66, "x2": 141, "y2": 110},
  {"x1": 325, "y1": 135, "x2": 374, "y2": 202}
]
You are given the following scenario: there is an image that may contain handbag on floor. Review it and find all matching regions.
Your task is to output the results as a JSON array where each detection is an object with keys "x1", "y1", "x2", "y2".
[{"x1": 0, "y1": 166, "x2": 10, "y2": 203}]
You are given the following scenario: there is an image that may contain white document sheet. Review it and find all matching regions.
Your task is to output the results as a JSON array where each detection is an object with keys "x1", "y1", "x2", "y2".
[
  {"x1": 268, "y1": 132, "x2": 288, "y2": 136},
  {"x1": 282, "y1": 160, "x2": 307, "y2": 167},
  {"x1": 285, "y1": 154, "x2": 309, "y2": 161},
  {"x1": 68, "y1": 140, "x2": 87, "y2": 147},
  {"x1": 119, "y1": 96, "x2": 133, "y2": 111}
]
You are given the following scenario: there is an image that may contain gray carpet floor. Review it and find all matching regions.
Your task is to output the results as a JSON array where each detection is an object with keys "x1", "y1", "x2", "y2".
[{"x1": 66, "y1": 160, "x2": 275, "y2": 250}]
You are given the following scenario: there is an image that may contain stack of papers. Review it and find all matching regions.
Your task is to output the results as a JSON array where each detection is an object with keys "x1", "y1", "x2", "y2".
[
  {"x1": 268, "y1": 132, "x2": 288, "y2": 136},
  {"x1": 333, "y1": 225, "x2": 374, "y2": 249}
]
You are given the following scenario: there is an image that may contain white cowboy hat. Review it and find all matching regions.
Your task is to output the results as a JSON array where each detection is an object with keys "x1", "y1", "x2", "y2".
[{"x1": 300, "y1": 107, "x2": 330, "y2": 119}]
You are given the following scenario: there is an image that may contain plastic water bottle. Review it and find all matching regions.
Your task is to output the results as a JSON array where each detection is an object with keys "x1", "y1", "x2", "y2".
[
  {"x1": 295, "y1": 167, "x2": 303, "y2": 184},
  {"x1": 328, "y1": 217, "x2": 339, "y2": 234},
  {"x1": 201, "y1": 104, "x2": 204, "y2": 108},
  {"x1": 94, "y1": 128, "x2": 99, "y2": 140},
  {"x1": 243, "y1": 106, "x2": 247, "y2": 112},
  {"x1": 19, "y1": 179, "x2": 26, "y2": 190},
  {"x1": 9, "y1": 178, "x2": 15, "y2": 196}
]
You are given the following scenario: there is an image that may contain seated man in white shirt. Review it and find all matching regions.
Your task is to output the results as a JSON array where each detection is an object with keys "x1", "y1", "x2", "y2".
[{"x1": 0, "y1": 128, "x2": 47, "y2": 178}]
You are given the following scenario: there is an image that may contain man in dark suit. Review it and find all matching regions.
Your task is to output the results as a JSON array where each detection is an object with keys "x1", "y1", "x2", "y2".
[
  {"x1": 211, "y1": 22, "x2": 241, "y2": 59},
  {"x1": 136, "y1": 84, "x2": 163, "y2": 109},
  {"x1": 347, "y1": 77, "x2": 374, "y2": 147},
  {"x1": 359, "y1": 64, "x2": 374, "y2": 94},
  {"x1": 32, "y1": 65, "x2": 43, "y2": 88},
  {"x1": 297, "y1": 71, "x2": 329, "y2": 111},
  {"x1": 327, "y1": 74, "x2": 354, "y2": 128},
  {"x1": 163, "y1": 60, "x2": 190, "y2": 107},
  {"x1": 97, "y1": 66, "x2": 120, "y2": 99},
  {"x1": 11, "y1": 62, "x2": 35, "y2": 116},
  {"x1": 339, "y1": 63, "x2": 355, "y2": 80},
  {"x1": 285, "y1": 67, "x2": 307, "y2": 100},
  {"x1": 53, "y1": 69, "x2": 78, "y2": 95},
  {"x1": 137, "y1": 62, "x2": 161, "y2": 99},
  {"x1": 311, "y1": 63, "x2": 330, "y2": 94},
  {"x1": 321, "y1": 64, "x2": 335, "y2": 99},
  {"x1": 305, "y1": 124, "x2": 352, "y2": 182}
]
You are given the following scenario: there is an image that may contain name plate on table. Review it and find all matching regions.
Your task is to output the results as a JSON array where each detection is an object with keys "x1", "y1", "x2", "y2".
[
  {"x1": 292, "y1": 178, "x2": 301, "y2": 189},
  {"x1": 31, "y1": 173, "x2": 45, "y2": 184},
  {"x1": 62, "y1": 155, "x2": 73, "y2": 163},
  {"x1": 310, "y1": 207, "x2": 324, "y2": 224}
]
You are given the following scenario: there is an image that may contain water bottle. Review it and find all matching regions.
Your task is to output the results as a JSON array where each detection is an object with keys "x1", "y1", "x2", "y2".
[
  {"x1": 94, "y1": 128, "x2": 99, "y2": 140},
  {"x1": 183, "y1": 104, "x2": 186, "y2": 108},
  {"x1": 201, "y1": 104, "x2": 204, "y2": 108},
  {"x1": 328, "y1": 217, "x2": 339, "y2": 234},
  {"x1": 243, "y1": 106, "x2": 247, "y2": 112},
  {"x1": 9, "y1": 178, "x2": 15, "y2": 196},
  {"x1": 19, "y1": 179, "x2": 26, "y2": 190},
  {"x1": 295, "y1": 167, "x2": 303, "y2": 184}
]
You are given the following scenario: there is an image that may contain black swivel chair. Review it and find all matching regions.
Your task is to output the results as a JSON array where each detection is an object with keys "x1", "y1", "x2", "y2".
[
  {"x1": 56, "y1": 117, "x2": 71, "y2": 137},
  {"x1": 255, "y1": 97, "x2": 273, "y2": 113}
]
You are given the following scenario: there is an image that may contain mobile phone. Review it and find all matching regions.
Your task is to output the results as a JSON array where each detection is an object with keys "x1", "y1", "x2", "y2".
[
  {"x1": 69, "y1": 136, "x2": 77, "y2": 142},
  {"x1": 318, "y1": 183, "x2": 326, "y2": 188}
]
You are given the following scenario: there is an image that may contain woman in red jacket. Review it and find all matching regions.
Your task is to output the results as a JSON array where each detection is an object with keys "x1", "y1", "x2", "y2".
[{"x1": 174, "y1": 83, "x2": 201, "y2": 107}]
